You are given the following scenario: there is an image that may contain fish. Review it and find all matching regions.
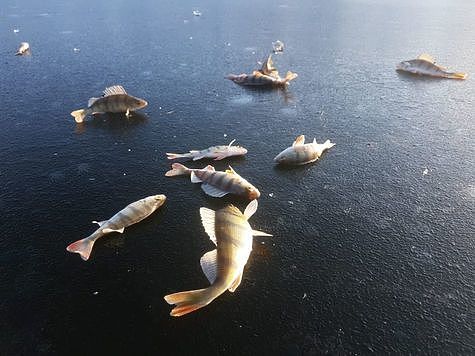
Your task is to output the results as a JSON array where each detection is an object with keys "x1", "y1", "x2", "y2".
[
  {"x1": 66, "y1": 194, "x2": 166, "y2": 261},
  {"x1": 165, "y1": 163, "x2": 260, "y2": 199},
  {"x1": 274, "y1": 135, "x2": 335, "y2": 165},
  {"x1": 15, "y1": 42, "x2": 30, "y2": 55},
  {"x1": 164, "y1": 199, "x2": 271, "y2": 316},
  {"x1": 272, "y1": 40, "x2": 284, "y2": 53},
  {"x1": 166, "y1": 139, "x2": 248, "y2": 161},
  {"x1": 396, "y1": 54, "x2": 467, "y2": 80},
  {"x1": 227, "y1": 70, "x2": 297, "y2": 87},
  {"x1": 70, "y1": 85, "x2": 148, "y2": 123}
]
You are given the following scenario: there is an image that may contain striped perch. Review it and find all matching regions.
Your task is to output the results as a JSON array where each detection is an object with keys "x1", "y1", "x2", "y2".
[
  {"x1": 227, "y1": 70, "x2": 297, "y2": 87},
  {"x1": 165, "y1": 163, "x2": 260, "y2": 200},
  {"x1": 274, "y1": 135, "x2": 335, "y2": 165},
  {"x1": 70, "y1": 85, "x2": 148, "y2": 123},
  {"x1": 396, "y1": 54, "x2": 467, "y2": 80},
  {"x1": 166, "y1": 139, "x2": 248, "y2": 161},
  {"x1": 164, "y1": 200, "x2": 271, "y2": 316},
  {"x1": 66, "y1": 194, "x2": 166, "y2": 261}
]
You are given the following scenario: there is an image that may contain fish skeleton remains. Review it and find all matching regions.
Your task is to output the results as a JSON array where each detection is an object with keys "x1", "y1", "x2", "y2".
[
  {"x1": 66, "y1": 194, "x2": 166, "y2": 261},
  {"x1": 274, "y1": 135, "x2": 335, "y2": 165},
  {"x1": 70, "y1": 85, "x2": 148, "y2": 123},
  {"x1": 164, "y1": 199, "x2": 271, "y2": 316},
  {"x1": 166, "y1": 139, "x2": 248, "y2": 161},
  {"x1": 165, "y1": 163, "x2": 260, "y2": 199},
  {"x1": 15, "y1": 42, "x2": 30, "y2": 55},
  {"x1": 396, "y1": 54, "x2": 467, "y2": 80},
  {"x1": 227, "y1": 54, "x2": 297, "y2": 87}
]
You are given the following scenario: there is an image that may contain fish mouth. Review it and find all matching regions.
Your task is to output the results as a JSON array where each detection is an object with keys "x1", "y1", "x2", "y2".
[
  {"x1": 248, "y1": 189, "x2": 260, "y2": 200},
  {"x1": 154, "y1": 194, "x2": 167, "y2": 206},
  {"x1": 139, "y1": 100, "x2": 148, "y2": 109}
]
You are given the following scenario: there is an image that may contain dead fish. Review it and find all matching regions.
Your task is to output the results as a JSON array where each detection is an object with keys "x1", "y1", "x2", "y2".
[
  {"x1": 227, "y1": 70, "x2": 297, "y2": 87},
  {"x1": 165, "y1": 163, "x2": 260, "y2": 199},
  {"x1": 70, "y1": 85, "x2": 148, "y2": 123},
  {"x1": 166, "y1": 139, "x2": 248, "y2": 161},
  {"x1": 164, "y1": 199, "x2": 271, "y2": 316},
  {"x1": 274, "y1": 135, "x2": 335, "y2": 165},
  {"x1": 272, "y1": 40, "x2": 284, "y2": 53},
  {"x1": 66, "y1": 194, "x2": 166, "y2": 261},
  {"x1": 15, "y1": 42, "x2": 30, "y2": 55},
  {"x1": 396, "y1": 54, "x2": 467, "y2": 80}
]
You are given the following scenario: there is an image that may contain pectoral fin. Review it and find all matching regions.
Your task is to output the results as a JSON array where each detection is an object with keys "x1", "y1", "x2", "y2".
[
  {"x1": 201, "y1": 183, "x2": 228, "y2": 197},
  {"x1": 200, "y1": 249, "x2": 218, "y2": 284},
  {"x1": 92, "y1": 220, "x2": 108, "y2": 227},
  {"x1": 243, "y1": 199, "x2": 258, "y2": 219}
]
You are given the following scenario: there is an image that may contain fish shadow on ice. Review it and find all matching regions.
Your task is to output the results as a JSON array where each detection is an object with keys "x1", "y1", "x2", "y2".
[
  {"x1": 273, "y1": 161, "x2": 322, "y2": 179},
  {"x1": 74, "y1": 112, "x2": 148, "y2": 134},
  {"x1": 241, "y1": 86, "x2": 295, "y2": 103}
]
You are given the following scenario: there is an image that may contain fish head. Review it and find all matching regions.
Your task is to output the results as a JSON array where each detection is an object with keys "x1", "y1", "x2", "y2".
[
  {"x1": 143, "y1": 194, "x2": 167, "y2": 209},
  {"x1": 396, "y1": 61, "x2": 411, "y2": 71},
  {"x1": 245, "y1": 184, "x2": 260, "y2": 200},
  {"x1": 228, "y1": 145, "x2": 248, "y2": 156},
  {"x1": 273, "y1": 150, "x2": 289, "y2": 164},
  {"x1": 131, "y1": 96, "x2": 148, "y2": 110}
]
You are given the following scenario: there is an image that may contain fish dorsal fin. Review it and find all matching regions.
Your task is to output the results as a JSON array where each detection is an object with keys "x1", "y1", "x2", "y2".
[
  {"x1": 228, "y1": 271, "x2": 243, "y2": 292},
  {"x1": 92, "y1": 220, "x2": 107, "y2": 227},
  {"x1": 225, "y1": 166, "x2": 237, "y2": 175},
  {"x1": 199, "y1": 207, "x2": 217, "y2": 245},
  {"x1": 312, "y1": 138, "x2": 317, "y2": 144},
  {"x1": 293, "y1": 135, "x2": 305, "y2": 146},
  {"x1": 103, "y1": 85, "x2": 127, "y2": 96},
  {"x1": 261, "y1": 54, "x2": 275, "y2": 74},
  {"x1": 88, "y1": 97, "x2": 100, "y2": 107},
  {"x1": 228, "y1": 139, "x2": 236, "y2": 147},
  {"x1": 243, "y1": 199, "x2": 258, "y2": 220},
  {"x1": 200, "y1": 249, "x2": 218, "y2": 284},
  {"x1": 417, "y1": 54, "x2": 435, "y2": 63},
  {"x1": 201, "y1": 183, "x2": 228, "y2": 197}
]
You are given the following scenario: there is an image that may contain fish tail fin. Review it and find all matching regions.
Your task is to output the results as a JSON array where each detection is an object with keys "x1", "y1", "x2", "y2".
[
  {"x1": 166, "y1": 152, "x2": 192, "y2": 160},
  {"x1": 164, "y1": 288, "x2": 214, "y2": 317},
  {"x1": 66, "y1": 237, "x2": 95, "y2": 261},
  {"x1": 447, "y1": 72, "x2": 467, "y2": 80},
  {"x1": 322, "y1": 139, "x2": 336, "y2": 151},
  {"x1": 165, "y1": 163, "x2": 190, "y2": 177},
  {"x1": 70, "y1": 109, "x2": 88, "y2": 123},
  {"x1": 283, "y1": 71, "x2": 298, "y2": 83}
]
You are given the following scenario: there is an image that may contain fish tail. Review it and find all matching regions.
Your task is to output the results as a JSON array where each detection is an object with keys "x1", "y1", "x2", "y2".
[
  {"x1": 165, "y1": 163, "x2": 190, "y2": 177},
  {"x1": 322, "y1": 139, "x2": 336, "y2": 151},
  {"x1": 70, "y1": 109, "x2": 89, "y2": 123},
  {"x1": 66, "y1": 237, "x2": 95, "y2": 261},
  {"x1": 447, "y1": 72, "x2": 467, "y2": 80},
  {"x1": 164, "y1": 288, "x2": 214, "y2": 317},
  {"x1": 166, "y1": 152, "x2": 192, "y2": 160},
  {"x1": 283, "y1": 71, "x2": 298, "y2": 83}
]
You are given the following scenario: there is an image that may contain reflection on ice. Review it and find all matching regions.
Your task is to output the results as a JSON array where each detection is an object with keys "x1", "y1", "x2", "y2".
[{"x1": 229, "y1": 94, "x2": 253, "y2": 105}]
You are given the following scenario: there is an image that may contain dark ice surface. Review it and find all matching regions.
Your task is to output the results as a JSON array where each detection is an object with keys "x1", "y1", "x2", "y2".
[{"x1": 0, "y1": 0, "x2": 474, "y2": 354}]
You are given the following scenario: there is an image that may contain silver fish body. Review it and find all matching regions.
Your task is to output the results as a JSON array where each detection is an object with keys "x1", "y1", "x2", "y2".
[
  {"x1": 66, "y1": 194, "x2": 166, "y2": 260},
  {"x1": 164, "y1": 200, "x2": 271, "y2": 316},
  {"x1": 166, "y1": 140, "x2": 248, "y2": 161},
  {"x1": 274, "y1": 135, "x2": 335, "y2": 165},
  {"x1": 396, "y1": 55, "x2": 466, "y2": 79},
  {"x1": 70, "y1": 85, "x2": 148, "y2": 123},
  {"x1": 165, "y1": 163, "x2": 260, "y2": 199}
]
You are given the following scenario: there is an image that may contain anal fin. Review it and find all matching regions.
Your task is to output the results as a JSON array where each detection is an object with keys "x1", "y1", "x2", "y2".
[{"x1": 228, "y1": 271, "x2": 243, "y2": 292}]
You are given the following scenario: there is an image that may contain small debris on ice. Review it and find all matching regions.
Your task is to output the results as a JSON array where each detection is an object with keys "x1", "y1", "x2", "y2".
[
  {"x1": 73, "y1": 47, "x2": 80, "y2": 52},
  {"x1": 13, "y1": 28, "x2": 20, "y2": 33},
  {"x1": 93, "y1": 291, "x2": 99, "y2": 295},
  {"x1": 423, "y1": 168, "x2": 429, "y2": 175},
  {"x1": 302, "y1": 293, "x2": 307, "y2": 299},
  {"x1": 192, "y1": 10, "x2": 202, "y2": 16},
  {"x1": 269, "y1": 193, "x2": 274, "y2": 197}
]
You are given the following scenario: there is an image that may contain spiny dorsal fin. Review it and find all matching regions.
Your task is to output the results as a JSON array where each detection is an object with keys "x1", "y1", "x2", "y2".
[
  {"x1": 200, "y1": 249, "x2": 218, "y2": 284},
  {"x1": 293, "y1": 135, "x2": 305, "y2": 146},
  {"x1": 200, "y1": 207, "x2": 217, "y2": 245},
  {"x1": 417, "y1": 54, "x2": 435, "y2": 63},
  {"x1": 228, "y1": 139, "x2": 236, "y2": 147},
  {"x1": 103, "y1": 85, "x2": 127, "y2": 97}
]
